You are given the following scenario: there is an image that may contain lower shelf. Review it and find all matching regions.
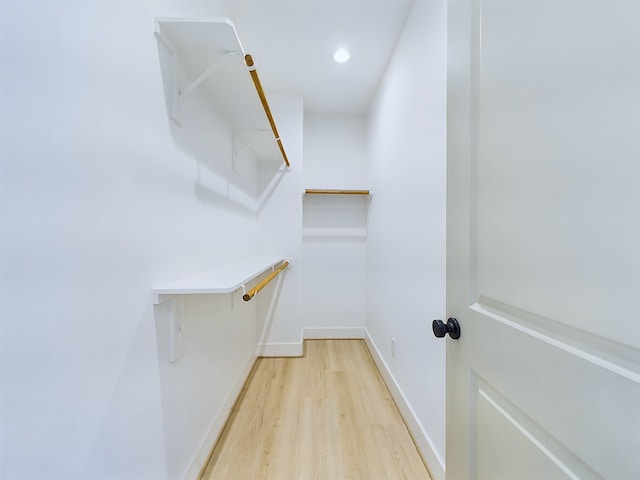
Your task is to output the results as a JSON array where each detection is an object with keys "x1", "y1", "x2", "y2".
[
  {"x1": 302, "y1": 228, "x2": 367, "y2": 239},
  {"x1": 152, "y1": 256, "x2": 285, "y2": 304}
]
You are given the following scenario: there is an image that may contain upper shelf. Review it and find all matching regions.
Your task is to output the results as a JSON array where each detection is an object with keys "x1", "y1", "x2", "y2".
[
  {"x1": 152, "y1": 256, "x2": 286, "y2": 304},
  {"x1": 154, "y1": 18, "x2": 290, "y2": 167}
]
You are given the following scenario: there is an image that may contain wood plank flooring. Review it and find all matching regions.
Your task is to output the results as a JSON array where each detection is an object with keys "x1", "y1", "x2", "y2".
[{"x1": 200, "y1": 339, "x2": 432, "y2": 480}]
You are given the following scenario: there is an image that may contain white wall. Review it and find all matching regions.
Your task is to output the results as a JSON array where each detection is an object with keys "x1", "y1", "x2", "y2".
[
  {"x1": 366, "y1": 1, "x2": 448, "y2": 479},
  {"x1": 0, "y1": 1, "x2": 301, "y2": 478},
  {"x1": 302, "y1": 114, "x2": 368, "y2": 337},
  {"x1": 303, "y1": 113, "x2": 368, "y2": 189},
  {"x1": 256, "y1": 93, "x2": 304, "y2": 356}
]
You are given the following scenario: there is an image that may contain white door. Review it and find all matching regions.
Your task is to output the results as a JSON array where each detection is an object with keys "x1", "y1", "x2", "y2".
[{"x1": 445, "y1": 1, "x2": 640, "y2": 479}]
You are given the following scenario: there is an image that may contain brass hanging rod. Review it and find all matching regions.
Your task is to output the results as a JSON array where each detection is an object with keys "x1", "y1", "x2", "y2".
[
  {"x1": 304, "y1": 189, "x2": 371, "y2": 195},
  {"x1": 244, "y1": 54, "x2": 291, "y2": 168},
  {"x1": 243, "y1": 261, "x2": 290, "y2": 302}
]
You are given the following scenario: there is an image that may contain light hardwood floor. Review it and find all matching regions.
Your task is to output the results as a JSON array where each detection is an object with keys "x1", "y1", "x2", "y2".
[{"x1": 200, "y1": 339, "x2": 432, "y2": 480}]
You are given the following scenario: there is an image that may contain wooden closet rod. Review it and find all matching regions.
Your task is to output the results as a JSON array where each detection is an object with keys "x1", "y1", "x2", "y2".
[
  {"x1": 305, "y1": 189, "x2": 370, "y2": 195},
  {"x1": 245, "y1": 54, "x2": 291, "y2": 168},
  {"x1": 243, "y1": 261, "x2": 289, "y2": 302}
]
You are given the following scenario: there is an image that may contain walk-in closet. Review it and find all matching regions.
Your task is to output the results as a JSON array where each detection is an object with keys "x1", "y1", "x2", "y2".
[{"x1": 6, "y1": 0, "x2": 634, "y2": 478}]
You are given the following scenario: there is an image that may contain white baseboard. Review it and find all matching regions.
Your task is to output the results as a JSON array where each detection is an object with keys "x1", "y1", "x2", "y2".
[
  {"x1": 303, "y1": 327, "x2": 365, "y2": 339},
  {"x1": 256, "y1": 341, "x2": 303, "y2": 357},
  {"x1": 364, "y1": 330, "x2": 445, "y2": 480},
  {"x1": 182, "y1": 353, "x2": 257, "y2": 480}
]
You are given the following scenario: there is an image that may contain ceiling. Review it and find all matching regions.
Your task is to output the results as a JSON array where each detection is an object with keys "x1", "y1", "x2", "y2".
[{"x1": 217, "y1": 0, "x2": 415, "y2": 114}]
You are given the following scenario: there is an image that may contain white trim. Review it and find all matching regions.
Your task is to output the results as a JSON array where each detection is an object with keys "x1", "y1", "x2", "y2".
[
  {"x1": 364, "y1": 329, "x2": 446, "y2": 480},
  {"x1": 303, "y1": 327, "x2": 365, "y2": 339},
  {"x1": 182, "y1": 354, "x2": 256, "y2": 480},
  {"x1": 256, "y1": 341, "x2": 303, "y2": 357}
]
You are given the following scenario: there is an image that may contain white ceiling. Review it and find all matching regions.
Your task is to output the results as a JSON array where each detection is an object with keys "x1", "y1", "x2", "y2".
[{"x1": 218, "y1": 0, "x2": 414, "y2": 114}]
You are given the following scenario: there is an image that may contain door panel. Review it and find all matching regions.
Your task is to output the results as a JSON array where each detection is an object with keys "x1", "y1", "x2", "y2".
[
  {"x1": 476, "y1": 381, "x2": 591, "y2": 480},
  {"x1": 446, "y1": 1, "x2": 640, "y2": 479},
  {"x1": 475, "y1": 0, "x2": 640, "y2": 343},
  {"x1": 467, "y1": 308, "x2": 638, "y2": 479}
]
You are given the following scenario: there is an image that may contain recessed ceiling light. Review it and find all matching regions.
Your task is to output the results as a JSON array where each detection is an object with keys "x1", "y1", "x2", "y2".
[{"x1": 333, "y1": 48, "x2": 350, "y2": 63}]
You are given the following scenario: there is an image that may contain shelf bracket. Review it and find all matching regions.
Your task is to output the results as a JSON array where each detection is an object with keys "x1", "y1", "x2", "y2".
[
  {"x1": 153, "y1": 294, "x2": 185, "y2": 363},
  {"x1": 232, "y1": 130, "x2": 271, "y2": 170},
  {"x1": 180, "y1": 51, "x2": 242, "y2": 97}
]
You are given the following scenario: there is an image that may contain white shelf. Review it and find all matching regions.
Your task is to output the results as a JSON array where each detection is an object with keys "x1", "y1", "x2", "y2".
[
  {"x1": 152, "y1": 256, "x2": 286, "y2": 304},
  {"x1": 154, "y1": 17, "x2": 286, "y2": 164},
  {"x1": 302, "y1": 228, "x2": 367, "y2": 238},
  {"x1": 302, "y1": 189, "x2": 370, "y2": 239}
]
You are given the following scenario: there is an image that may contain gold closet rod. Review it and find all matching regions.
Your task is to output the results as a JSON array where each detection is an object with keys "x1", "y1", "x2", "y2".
[
  {"x1": 245, "y1": 54, "x2": 291, "y2": 168},
  {"x1": 243, "y1": 261, "x2": 290, "y2": 302},
  {"x1": 305, "y1": 189, "x2": 370, "y2": 195}
]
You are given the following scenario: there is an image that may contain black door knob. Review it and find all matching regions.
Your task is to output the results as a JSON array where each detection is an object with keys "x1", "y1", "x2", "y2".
[{"x1": 432, "y1": 318, "x2": 461, "y2": 339}]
